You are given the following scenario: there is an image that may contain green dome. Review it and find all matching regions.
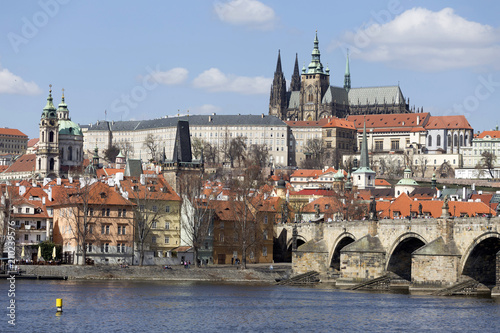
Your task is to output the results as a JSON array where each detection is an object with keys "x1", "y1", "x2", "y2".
[
  {"x1": 396, "y1": 178, "x2": 419, "y2": 186},
  {"x1": 59, "y1": 119, "x2": 82, "y2": 136}
]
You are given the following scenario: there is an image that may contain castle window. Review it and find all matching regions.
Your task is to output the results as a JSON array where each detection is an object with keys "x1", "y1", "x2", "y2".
[
  {"x1": 428, "y1": 135, "x2": 432, "y2": 146},
  {"x1": 437, "y1": 135, "x2": 441, "y2": 146},
  {"x1": 49, "y1": 131, "x2": 54, "y2": 143}
]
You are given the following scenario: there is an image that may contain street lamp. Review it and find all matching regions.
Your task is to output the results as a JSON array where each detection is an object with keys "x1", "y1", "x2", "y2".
[{"x1": 409, "y1": 204, "x2": 412, "y2": 221}]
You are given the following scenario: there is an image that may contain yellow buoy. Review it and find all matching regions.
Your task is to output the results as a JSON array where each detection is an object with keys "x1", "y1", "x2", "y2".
[{"x1": 56, "y1": 298, "x2": 63, "y2": 312}]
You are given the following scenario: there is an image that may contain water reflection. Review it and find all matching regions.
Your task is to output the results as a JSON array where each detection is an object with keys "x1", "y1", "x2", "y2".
[{"x1": 2, "y1": 280, "x2": 500, "y2": 332}]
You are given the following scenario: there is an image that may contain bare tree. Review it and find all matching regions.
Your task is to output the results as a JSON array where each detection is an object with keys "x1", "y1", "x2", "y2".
[
  {"x1": 143, "y1": 133, "x2": 159, "y2": 162},
  {"x1": 301, "y1": 138, "x2": 325, "y2": 169},
  {"x1": 226, "y1": 136, "x2": 247, "y2": 168},
  {"x1": 191, "y1": 137, "x2": 204, "y2": 160},
  {"x1": 437, "y1": 161, "x2": 455, "y2": 178},
  {"x1": 415, "y1": 155, "x2": 429, "y2": 178},
  {"x1": 124, "y1": 177, "x2": 171, "y2": 266},
  {"x1": 178, "y1": 172, "x2": 215, "y2": 267},
  {"x1": 225, "y1": 164, "x2": 269, "y2": 269},
  {"x1": 117, "y1": 141, "x2": 134, "y2": 159},
  {"x1": 476, "y1": 151, "x2": 497, "y2": 179},
  {"x1": 103, "y1": 144, "x2": 120, "y2": 163},
  {"x1": 247, "y1": 144, "x2": 269, "y2": 168},
  {"x1": 61, "y1": 178, "x2": 107, "y2": 265}
]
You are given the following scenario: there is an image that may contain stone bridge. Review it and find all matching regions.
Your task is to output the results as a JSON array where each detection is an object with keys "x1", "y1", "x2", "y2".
[{"x1": 274, "y1": 213, "x2": 500, "y2": 294}]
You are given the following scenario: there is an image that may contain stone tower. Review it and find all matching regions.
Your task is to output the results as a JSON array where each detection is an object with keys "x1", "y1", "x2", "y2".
[
  {"x1": 269, "y1": 50, "x2": 288, "y2": 119},
  {"x1": 36, "y1": 86, "x2": 60, "y2": 178},
  {"x1": 299, "y1": 32, "x2": 331, "y2": 121}
]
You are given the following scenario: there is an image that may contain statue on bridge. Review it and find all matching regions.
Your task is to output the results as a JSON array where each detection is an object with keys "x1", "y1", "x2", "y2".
[{"x1": 418, "y1": 202, "x2": 423, "y2": 217}]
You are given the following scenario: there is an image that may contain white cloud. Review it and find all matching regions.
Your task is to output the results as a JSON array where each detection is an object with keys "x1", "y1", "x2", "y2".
[
  {"x1": 149, "y1": 67, "x2": 188, "y2": 85},
  {"x1": 214, "y1": 0, "x2": 276, "y2": 30},
  {"x1": 336, "y1": 7, "x2": 500, "y2": 71},
  {"x1": 0, "y1": 65, "x2": 41, "y2": 95},
  {"x1": 191, "y1": 104, "x2": 222, "y2": 115},
  {"x1": 192, "y1": 68, "x2": 271, "y2": 94}
]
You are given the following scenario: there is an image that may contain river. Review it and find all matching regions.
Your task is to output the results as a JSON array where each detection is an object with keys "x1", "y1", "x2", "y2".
[{"x1": 2, "y1": 280, "x2": 500, "y2": 332}]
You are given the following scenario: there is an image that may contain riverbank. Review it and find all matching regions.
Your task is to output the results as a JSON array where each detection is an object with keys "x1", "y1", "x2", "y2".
[{"x1": 15, "y1": 263, "x2": 291, "y2": 282}]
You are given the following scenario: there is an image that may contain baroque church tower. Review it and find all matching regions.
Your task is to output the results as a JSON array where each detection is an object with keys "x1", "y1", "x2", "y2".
[
  {"x1": 37, "y1": 86, "x2": 60, "y2": 178},
  {"x1": 36, "y1": 86, "x2": 84, "y2": 179}
]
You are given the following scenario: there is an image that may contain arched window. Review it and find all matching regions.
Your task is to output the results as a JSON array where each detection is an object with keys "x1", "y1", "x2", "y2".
[
  {"x1": 38, "y1": 159, "x2": 41, "y2": 170},
  {"x1": 428, "y1": 135, "x2": 432, "y2": 146},
  {"x1": 437, "y1": 135, "x2": 441, "y2": 146},
  {"x1": 448, "y1": 134, "x2": 452, "y2": 147},
  {"x1": 41, "y1": 132, "x2": 45, "y2": 143},
  {"x1": 454, "y1": 134, "x2": 458, "y2": 147},
  {"x1": 49, "y1": 158, "x2": 55, "y2": 171},
  {"x1": 68, "y1": 146, "x2": 73, "y2": 161},
  {"x1": 460, "y1": 134, "x2": 463, "y2": 146},
  {"x1": 49, "y1": 131, "x2": 54, "y2": 143},
  {"x1": 60, "y1": 148, "x2": 64, "y2": 160}
]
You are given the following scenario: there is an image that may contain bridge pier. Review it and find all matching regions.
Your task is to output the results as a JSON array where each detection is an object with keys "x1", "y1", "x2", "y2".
[
  {"x1": 336, "y1": 234, "x2": 386, "y2": 288},
  {"x1": 292, "y1": 222, "x2": 329, "y2": 276},
  {"x1": 490, "y1": 250, "x2": 500, "y2": 297},
  {"x1": 410, "y1": 216, "x2": 462, "y2": 293}
]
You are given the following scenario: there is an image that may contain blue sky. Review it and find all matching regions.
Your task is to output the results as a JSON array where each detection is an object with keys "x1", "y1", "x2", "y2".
[{"x1": 1, "y1": 0, "x2": 500, "y2": 139}]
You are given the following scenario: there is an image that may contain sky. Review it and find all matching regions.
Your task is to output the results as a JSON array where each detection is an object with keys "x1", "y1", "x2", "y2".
[{"x1": 1, "y1": 0, "x2": 500, "y2": 140}]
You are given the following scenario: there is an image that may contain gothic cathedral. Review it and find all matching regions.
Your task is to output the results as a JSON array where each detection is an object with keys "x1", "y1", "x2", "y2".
[{"x1": 269, "y1": 32, "x2": 412, "y2": 121}]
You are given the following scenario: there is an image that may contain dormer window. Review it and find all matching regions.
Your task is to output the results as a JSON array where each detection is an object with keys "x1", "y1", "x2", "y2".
[{"x1": 100, "y1": 192, "x2": 107, "y2": 198}]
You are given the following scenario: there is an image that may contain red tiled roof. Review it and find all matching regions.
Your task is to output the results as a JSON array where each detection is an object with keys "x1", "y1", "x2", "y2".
[
  {"x1": 375, "y1": 179, "x2": 391, "y2": 186},
  {"x1": 322, "y1": 118, "x2": 356, "y2": 129},
  {"x1": 3, "y1": 154, "x2": 36, "y2": 173},
  {"x1": 477, "y1": 130, "x2": 500, "y2": 139},
  {"x1": 27, "y1": 138, "x2": 39, "y2": 147},
  {"x1": 285, "y1": 118, "x2": 332, "y2": 127},
  {"x1": 425, "y1": 115, "x2": 472, "y2": 130},
  {"x1": 379, "y1": 193, "x2": 495, "y2": 218},
  {"x1": 0, "y1": 128, "x2": 28, "y2": 137},
  {"x1": 120, "y1": 175, "x2": 180, "y2": 201},
  {"x1": 348, "y1": 113, "x2": 430, "y2": 131},
  {"x1": 291, "y1": 169, "x2": 324, "y2": 178}
]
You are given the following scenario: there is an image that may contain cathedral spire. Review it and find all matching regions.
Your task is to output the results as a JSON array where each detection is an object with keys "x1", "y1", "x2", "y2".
[
  {"x1": 290, "y1": 53, "x2": 301, "y2": 91},
  {"x1": 269, "y1": 49, "x2": 287, "y2": 119},
  {"x1": 275, "y1": 49, "x2": 283, "y2": 73},
  {"x1": 344, "y1": 49, "x2": 351, "y2": 92},
  {"x1": 307, "y1": 31, "x2": 324, "y2": 74}
]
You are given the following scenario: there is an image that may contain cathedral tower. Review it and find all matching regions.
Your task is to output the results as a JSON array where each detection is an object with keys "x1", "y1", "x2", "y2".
[
  {"x1": 299, "y1": 32, "x2": 330, "y2": 121},
  {"x1": 269, "y1": 50, "x2": 287, "y2": 119}
]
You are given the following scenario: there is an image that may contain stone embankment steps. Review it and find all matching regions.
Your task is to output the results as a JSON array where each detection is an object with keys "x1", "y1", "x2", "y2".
[
  {"x1": 276, "y1": 271, "x2": 320, "y2": 285},
  {"x1": 348, "y1": 275, "x2": 391, "y2": 290},
  {"x1": 432, "y1": 278, "x2": 480, "y2": 296}
]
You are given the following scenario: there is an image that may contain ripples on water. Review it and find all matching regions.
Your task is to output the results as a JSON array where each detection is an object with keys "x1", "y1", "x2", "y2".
[{"x1": 1, "y1": 280, "x2": 500, "y2": 332}]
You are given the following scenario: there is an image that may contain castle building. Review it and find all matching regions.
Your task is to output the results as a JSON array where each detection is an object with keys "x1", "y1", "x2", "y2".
[
  {"x1": 36, "y1": 86, "x2": 83, "y2": 179},
  {"x1": 269, "y1": 32, "x2": 411, "y2": 122}
]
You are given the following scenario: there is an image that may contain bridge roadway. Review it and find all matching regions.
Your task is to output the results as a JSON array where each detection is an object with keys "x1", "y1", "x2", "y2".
[{"x1": 274, "y1": 215, "x2": 500, "y2": 294}]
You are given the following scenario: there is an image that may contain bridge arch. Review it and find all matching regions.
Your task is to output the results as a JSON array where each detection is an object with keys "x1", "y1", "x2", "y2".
[
  {"x1": 385, "y1": 232, "x2": 427, "y2": 281},
  {"x1": 329, "y1": 232, "x2": 356, "y2": 271},
  {"x1": 460, "y1": 232, "x2": 500, "y2": 287}
]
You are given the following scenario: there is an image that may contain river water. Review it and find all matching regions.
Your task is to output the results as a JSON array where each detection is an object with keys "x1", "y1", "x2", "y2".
[{"x1": 2, "y1": 279, "x2": 500, "y2": 332}]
